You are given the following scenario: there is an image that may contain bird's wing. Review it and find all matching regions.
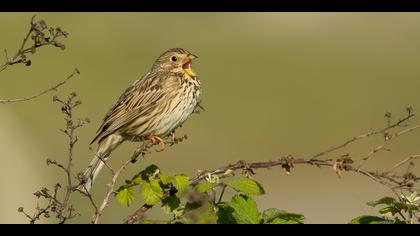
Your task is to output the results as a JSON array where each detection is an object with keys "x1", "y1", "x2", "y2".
[{"x1": 91, "y1": 71, "x2": 168, "y2": 144}]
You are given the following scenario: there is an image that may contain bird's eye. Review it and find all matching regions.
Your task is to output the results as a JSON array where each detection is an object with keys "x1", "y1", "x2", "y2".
[{"x1": 170, "y1": 56, "x2": 178, "y2": 62}]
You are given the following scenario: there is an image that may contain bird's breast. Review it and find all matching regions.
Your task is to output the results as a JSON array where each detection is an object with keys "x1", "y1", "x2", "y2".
[{"x1": 136, "y1": 75, "x2": 201, "y2": 138}]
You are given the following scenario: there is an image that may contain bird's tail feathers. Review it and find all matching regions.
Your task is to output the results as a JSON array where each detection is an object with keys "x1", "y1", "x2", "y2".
[{"x1": 79, "y1": 134, "x2": 123, "y2": 193}]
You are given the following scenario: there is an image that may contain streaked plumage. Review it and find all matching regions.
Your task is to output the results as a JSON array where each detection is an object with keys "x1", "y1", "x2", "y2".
[{"x1": 81, "y1": 48, "x2": 201, "y2": 192}]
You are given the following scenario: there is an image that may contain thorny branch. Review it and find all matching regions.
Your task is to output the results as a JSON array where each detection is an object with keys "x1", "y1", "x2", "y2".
[
  {"x1": 124, "y1": 108, "x2": 420, "y2": 223},
  {"x1": 92, "y1": 159, "x2": 132, "y2": 224},
  {"x1": 190, "y1": 108, "x2": 420, "y2": 196}
]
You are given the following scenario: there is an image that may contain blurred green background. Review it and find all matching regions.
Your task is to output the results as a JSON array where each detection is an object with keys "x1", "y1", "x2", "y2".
[{"x1": 1, "y1": 13, "x2": 420, "y2": 224}]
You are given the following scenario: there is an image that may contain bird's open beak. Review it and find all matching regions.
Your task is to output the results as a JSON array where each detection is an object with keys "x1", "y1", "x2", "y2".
[{"x1": 182, "y1": 54, "x2": 198, "y2": 77}]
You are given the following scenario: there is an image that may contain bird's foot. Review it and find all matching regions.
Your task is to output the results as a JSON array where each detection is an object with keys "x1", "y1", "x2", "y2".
[{"x1": 147, "y1": 135, "x2": 166, "y2": 152}]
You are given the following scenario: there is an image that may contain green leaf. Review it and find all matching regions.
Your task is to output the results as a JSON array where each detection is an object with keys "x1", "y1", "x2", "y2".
[
  {"x1": 224, "y1": 177, "x2": 265, "y2": 195},
  {"x1": 394, "y1": 202, "x2": 409, "y2": 211},
  {"x1": 140, "y1": 179, "x2": 164, "y2": 205},
  {"x1": 227, "y1": 194, "x2": 261, "y2": 224},
  {"x1": 349, "y1": 215, "x2": 394, "y2": 224},
  {"x1": 131, "y1": 175, "x2": 142, "y2": 185},
  {"x1": 115, "y1": 185, "x2": 135, "y2": 207},
  {"x1": 139, "y1": 164, "x2": 160, "y2": 181},
  {"x1": 262, "y1": 208, "x2": 304, "y2": 224},
  {"x1": 217, "y1": 202, "x2": 237, "y2": 224},
  {"x1": 262, "y1": 208, "x2": 283, "y2": 222},
  {"x1": 160, "y1": 174, "x2": 172, "y2": 185},
  {"x1": 182, "y1": 203, "x2": 218, "y2": 224},
  {"x1": 173, "y1": 174, "x2": 189, "y2": 193},
  {"x1": 184, "y1": 201, "x2": 203, "y2": 213},
  {"x1": 270, "y1": 218, "x2": 302, "y2": 224},
  {"x1": 367, "y1": 197, "x2": 396, "y2": 207},
  {"x1": 196, "y1": 205, "x2": 218, "y2": 224},
  {"x1": 194, "y1": 182, "x2": 218, "y2": 193},
  {"x1": 161, "y1": 195, "x2": 181, "y2": 214},
  {"x1": 379, "y1": 207, "x2": 399, "y2": 216}
]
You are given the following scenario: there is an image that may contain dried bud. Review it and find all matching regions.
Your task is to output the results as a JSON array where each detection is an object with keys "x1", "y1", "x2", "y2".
[
  {"x1": 385, "y1": 111, "x2": 392, "y2": 119},
  {"x1": 34, "y1": 191, "x2": 41, "y2": 198},
  {"x1": 384, "y1": 132, "x2": 392, "y2": 141},
  {"x1": 44, "y1": 213, "x2": 50, "y2": 218},
  {"x1": 84, "y1": 118, "x2": 91, "y2": 123},
  {"x1": 74, "y1": 100, "x2": 82, "y2": 107},
  {"x1": 41, "y1": 187, "x2": 48, "y2": 194},
  {"x1": 406, "y1": 105, "x2": 413, "y2": 115},
  {"x1": 25, "y1": 60, "x2": 31, "y2": 66},
  {"x1": 17, "y1": 207, "x2": 24, "y2": 212},
  {"x1": 52, "y1": 95, "x2": 58, "y2": 102},
  {"x1": 51, "y1": 206, "x2": 56, "y2": 212},
  {"x1": 70, "y1": 92, "x2": 77, "y2": 98},
  {"x1": 53, "y1": 41, "x2": 66, "y2": 50},
  {"x1": 38, "y1": 20, "x2": 47, "y2": 31}
]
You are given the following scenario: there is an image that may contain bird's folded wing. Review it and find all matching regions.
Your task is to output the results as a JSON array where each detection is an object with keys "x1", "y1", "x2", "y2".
[{"x1": 91, "y1": 72, "x2": 167, "y2": 144}]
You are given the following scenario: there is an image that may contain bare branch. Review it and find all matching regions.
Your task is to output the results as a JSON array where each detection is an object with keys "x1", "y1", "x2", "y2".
[
  {"x1": 19, "y1": 93, "x2": 89, "y2": 224},
  {"x1": 0, "y1": 68, "x2": 79, "y2": 104},
  {"x1": 1, "y1": 15, "x2": 68, "y2": 73},
  {"x1": 386, "y1": 154, "x2": 420, "y2": 174}
]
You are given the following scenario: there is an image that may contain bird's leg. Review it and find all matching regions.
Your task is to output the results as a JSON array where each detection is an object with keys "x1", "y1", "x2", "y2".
[
  {"x1": 170, "y1": 131, "x2": 176, "y2": 143},
  {"x1": 147, "y1": 135, "x2": 166, "y2": 152}
]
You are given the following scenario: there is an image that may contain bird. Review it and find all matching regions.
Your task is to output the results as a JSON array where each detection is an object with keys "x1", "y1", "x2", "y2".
[{"x1": 81, "y1": 48, "x2": 201, "y2": 192}]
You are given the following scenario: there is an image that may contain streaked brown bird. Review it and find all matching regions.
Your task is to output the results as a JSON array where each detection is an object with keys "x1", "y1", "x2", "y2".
[{"x1": 81, "y1": 48, "x2": 201, "y2": 192}]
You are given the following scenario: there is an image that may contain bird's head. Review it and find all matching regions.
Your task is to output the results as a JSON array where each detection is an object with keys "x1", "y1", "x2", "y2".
[{"x1": 152, "y1": 48, "x2": 198, "y2": 77}]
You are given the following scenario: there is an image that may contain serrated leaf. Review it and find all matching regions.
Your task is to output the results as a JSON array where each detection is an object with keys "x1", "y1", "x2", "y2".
[
  {"x1": 131, "y1": 175, "x2": 141, "y2": 185},
  {"x1": 173, "y1": 175, "x2": 189, "y2": 193},
  {"x1": 217, "y1": 203, "x2": 237, "y2": 224},
  {"x1": 140, "y1": 179, "x2": 163, "y2": 205},
  {"x1": 262, "y1": 208, "x2": 283, "y2": 222},
  {"x1": 228, "y1": 195, "x2": 261, "y2": 224},
  {"x1": 367, "y1": 197, "x2": 396, "y2": 207},
  {"x1": 262, "y1": 208, "x2": 304, "y2": 224},
  {"x1": 194, "y1": 182, "x2": 218, "y2": 193},
  {"x1": 224, "y1": 177, "x2": 265, "y2": 195},
  {"x1": 161, "y1": 195, "x2": 181, "y2": 214},
  {"x1": 115, "y1": 185, "x2": 135, "y2": 207},
  {"x1": 349, "y1": 215, "x2": 394, "y2": 224},
  {"x1": 139, "y1": 164, "x2": 160, "y2": 181},
  {"x1": 160, "y1": 174, "x2": 172, "y2": 185}
]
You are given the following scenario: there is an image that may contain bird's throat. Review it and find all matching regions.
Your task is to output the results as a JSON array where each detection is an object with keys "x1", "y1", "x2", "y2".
[{"x1": 182, "y1": 61, "x2": 196, "y2": 77}]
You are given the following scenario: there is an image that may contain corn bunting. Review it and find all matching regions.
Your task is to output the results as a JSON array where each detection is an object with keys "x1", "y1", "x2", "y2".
[{"x1": 81, "y1": 48, "x2": 201, "y2": 192}]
